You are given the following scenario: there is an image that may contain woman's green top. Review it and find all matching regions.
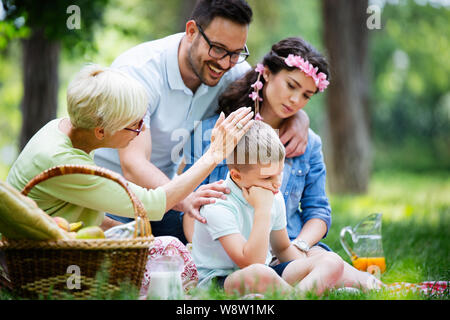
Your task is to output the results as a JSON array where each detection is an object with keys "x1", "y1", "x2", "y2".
[{"x1": 6, "y1": 119, "x2": 166, "y2": 226}]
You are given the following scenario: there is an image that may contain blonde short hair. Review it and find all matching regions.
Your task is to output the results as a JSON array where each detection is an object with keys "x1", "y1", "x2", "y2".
[
  {"x1": 67, "y1": 64, "x2": 148, "y2": 134},
  {"x1": 227, "y1": 120, "x2": 285, "y2": 171}
]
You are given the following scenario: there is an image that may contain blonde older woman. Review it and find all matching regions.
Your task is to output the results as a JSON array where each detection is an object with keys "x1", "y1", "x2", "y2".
[
  {"x1": 7, "y1": 64, "x2": 253, "y2": 226},
  {"x1": 6, "y1": 64, "x2": 253, "y2": 293}
]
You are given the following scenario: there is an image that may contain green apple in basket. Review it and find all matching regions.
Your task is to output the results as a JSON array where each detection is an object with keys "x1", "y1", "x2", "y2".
[{"x1": 75, "y1": 226, "x2": 105, "y2": 239}]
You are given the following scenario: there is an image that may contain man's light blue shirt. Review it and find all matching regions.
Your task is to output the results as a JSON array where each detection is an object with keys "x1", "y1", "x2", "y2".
[{"x1": 94, "y1": 33, "x2": 251, "y2": 179}]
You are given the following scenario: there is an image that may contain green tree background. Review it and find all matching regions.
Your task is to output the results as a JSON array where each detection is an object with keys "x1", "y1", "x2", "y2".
[{"x1": 0, "y1": 0, "x2": 449, "y2": 183}]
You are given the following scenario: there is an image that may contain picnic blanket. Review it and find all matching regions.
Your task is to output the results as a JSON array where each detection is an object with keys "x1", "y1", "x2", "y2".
[{"x1": 384, "y1": 281, "x2": 448, "y2": 296}]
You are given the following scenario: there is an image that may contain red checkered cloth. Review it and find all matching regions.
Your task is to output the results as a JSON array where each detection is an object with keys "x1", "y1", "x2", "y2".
[{"x1": 385, "y1": 281, "x2": 448, "y2": 296}]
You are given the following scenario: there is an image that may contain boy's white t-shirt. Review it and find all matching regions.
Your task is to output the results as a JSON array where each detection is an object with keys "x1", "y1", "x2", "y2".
[{"x1": 192, "y1": 173, "x2": 287, "y2": 287}]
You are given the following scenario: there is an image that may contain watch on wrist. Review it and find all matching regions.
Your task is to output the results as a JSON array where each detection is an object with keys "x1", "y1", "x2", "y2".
[{"x1": 292, "y1": 239, "x2": 310, "y2": 252}]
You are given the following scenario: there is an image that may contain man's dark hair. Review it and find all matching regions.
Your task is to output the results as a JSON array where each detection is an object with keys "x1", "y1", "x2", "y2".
[{"x1": 190, "y1": 0, "x2": 253, "y2": 28}]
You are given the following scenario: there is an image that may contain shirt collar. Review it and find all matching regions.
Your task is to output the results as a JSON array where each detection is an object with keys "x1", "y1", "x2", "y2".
[{"x1": 166, "y1": 33, "x2": 188, "y2": 92}]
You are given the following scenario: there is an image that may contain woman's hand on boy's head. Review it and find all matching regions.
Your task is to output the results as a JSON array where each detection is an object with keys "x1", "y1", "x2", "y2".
[
  {"x1": 279, "y1": 109, "x2": 309, "y2": 158},
  {"x1": 242, "y1": 186, "x2": 274, "y2": 212},
  {"x1": 207, "y1": 107, "x2": 254, "y2": 164}
]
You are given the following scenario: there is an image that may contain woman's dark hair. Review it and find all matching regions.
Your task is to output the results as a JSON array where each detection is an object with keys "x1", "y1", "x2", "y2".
[
  {"x1": 218, "y1": 37, "x2": 330, "y2": 116},
  {"x1": 190, "y1": 0, "x2": 253, "y2": 28}
]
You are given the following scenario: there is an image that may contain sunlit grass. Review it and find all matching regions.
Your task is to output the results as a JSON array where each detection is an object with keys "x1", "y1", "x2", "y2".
[{"x1": 186, "y1": 280, "x2": 447, "y2": 301}]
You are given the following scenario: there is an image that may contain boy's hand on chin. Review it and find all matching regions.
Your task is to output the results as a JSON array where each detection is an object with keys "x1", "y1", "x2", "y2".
[{"x1": 242, "y1": 185, "x2": 275, "y2": 212}]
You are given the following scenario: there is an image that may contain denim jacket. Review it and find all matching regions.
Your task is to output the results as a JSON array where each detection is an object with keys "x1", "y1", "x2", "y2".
[{"x1": 183, "y1": 115, "x2": 332, "y2": 249}]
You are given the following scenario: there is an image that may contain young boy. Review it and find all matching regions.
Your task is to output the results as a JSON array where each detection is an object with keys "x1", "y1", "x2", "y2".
[{"x1": 192, "y1": 121, "x2": 344, "y2": 296}]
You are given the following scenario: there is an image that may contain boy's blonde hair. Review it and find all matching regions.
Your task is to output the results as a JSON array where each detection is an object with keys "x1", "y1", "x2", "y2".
[
  {"x1": 227, "y1": 120, "x2": 285, "y2": 171},
  {"x1": 67, "y1": 64, "x2": 148, "y2": 134}
]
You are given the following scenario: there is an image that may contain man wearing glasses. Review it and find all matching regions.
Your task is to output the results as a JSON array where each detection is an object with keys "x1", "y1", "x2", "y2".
[{"x1": 95, "y1": 0, "x2": 310, "y2": 243}]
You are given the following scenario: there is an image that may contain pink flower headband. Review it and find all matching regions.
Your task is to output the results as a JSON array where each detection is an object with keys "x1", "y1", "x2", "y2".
[
  {"x1": 284, "y1": 54, "x2": 329, "y2": 92},
  {"x1": 249, "y1": 54, "x2": 329, "y2": 120}
]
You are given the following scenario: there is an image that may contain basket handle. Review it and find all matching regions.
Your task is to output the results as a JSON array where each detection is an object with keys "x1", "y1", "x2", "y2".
[{"x1": 21, "y1": 164, "x2": 152, "y2": 238}]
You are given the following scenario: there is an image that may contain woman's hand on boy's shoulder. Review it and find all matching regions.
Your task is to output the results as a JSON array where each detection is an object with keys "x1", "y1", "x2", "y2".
[
  {"x1": 180, "y1": 180, "x2": 231, "y2": 224},
  {"x1": 242, "y1": 186, "x2": 274, "y2": 212}
]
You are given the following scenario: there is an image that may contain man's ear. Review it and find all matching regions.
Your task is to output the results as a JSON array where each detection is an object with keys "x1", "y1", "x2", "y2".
[
  {"x1": 185, "y1": 20, "x2": 197, "y2": 42},
  {"x1": 229, "y1": 168, "x2": 242, "y2": 182},
  {"x1": 94, "y1": 127, "x2": 105, "y2": 140}
]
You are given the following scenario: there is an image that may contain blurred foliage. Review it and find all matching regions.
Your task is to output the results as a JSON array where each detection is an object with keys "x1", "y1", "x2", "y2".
[
  {"x1": 0, "y1": 14, "x2": 28, "y2": 49},
  {"x1": 0, "y1": 40, "x2": 21, "y2": 178},
  {"x1": 0, "y1": 0, "x2": 449, "y2": 180},
  {"x1": 1, "y1": 0, "x2": 110, "y2": 57},
  {"x1": 370, "y1": 0, "x2": 450, "y2": 171}
]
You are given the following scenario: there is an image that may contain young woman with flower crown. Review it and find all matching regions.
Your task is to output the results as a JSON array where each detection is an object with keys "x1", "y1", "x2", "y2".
[{"x1": 183, "y1": 37, "x2": 383, "y2": 294}]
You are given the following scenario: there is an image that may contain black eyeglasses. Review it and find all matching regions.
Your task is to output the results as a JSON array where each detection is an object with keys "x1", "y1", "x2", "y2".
[
  {"x1": 196, "y1": 23, "x2": 250, "y2": 64},
  {"x1": 124, "y1": 119, "x2": 144, "y2": 135}
]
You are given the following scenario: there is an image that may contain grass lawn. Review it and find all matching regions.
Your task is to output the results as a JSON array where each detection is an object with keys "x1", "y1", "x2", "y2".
[
  {"x1": 1, "y1": 169, "x2": 449, "y2": 300},
  {"x1": 188, "y1": 169, "x2": 450, "y2": 300}
]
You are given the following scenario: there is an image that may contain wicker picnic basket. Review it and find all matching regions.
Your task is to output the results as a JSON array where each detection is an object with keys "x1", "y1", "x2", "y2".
[{"x1": 0, "y1": 164, "x2": 154, "y2": 299}]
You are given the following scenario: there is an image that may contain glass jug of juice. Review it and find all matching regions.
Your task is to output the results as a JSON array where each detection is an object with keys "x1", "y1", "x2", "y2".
[{"x1": 340, "y1": 213, "x2": 386, "y2": 276}]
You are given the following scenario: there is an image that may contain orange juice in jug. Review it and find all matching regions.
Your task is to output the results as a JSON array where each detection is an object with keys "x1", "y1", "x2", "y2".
[{"x1": 351, "y1": 256, "x2": 386, "y2": 273}]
